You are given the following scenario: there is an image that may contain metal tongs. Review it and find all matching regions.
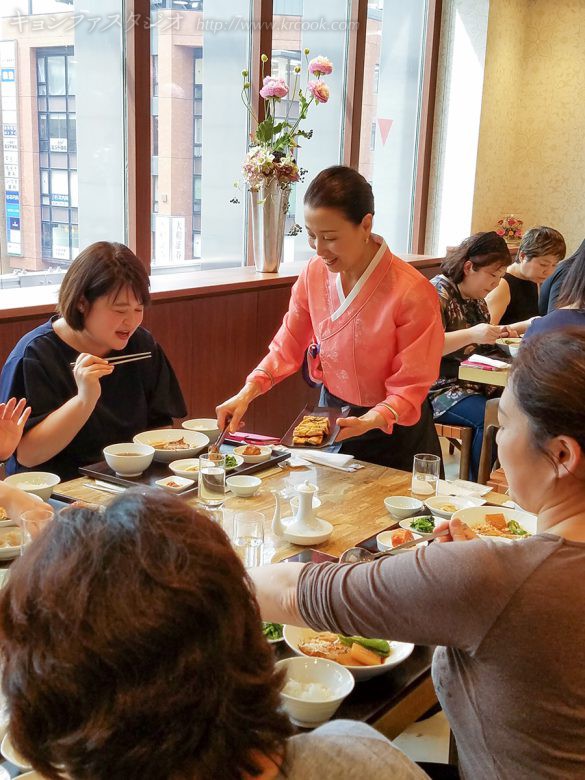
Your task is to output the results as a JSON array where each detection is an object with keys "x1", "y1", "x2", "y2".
[{"x1": 208, "y1": 417, "x2": 231, "y2": 454}]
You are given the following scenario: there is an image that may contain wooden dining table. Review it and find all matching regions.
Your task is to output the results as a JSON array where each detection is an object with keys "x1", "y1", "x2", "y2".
[{"x1": 48, "y1": 458, "x2": 508, "y2": 743}]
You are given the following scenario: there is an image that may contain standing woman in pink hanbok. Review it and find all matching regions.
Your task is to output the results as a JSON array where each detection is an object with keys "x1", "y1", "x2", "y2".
[{"x1": 217, "y1": 166, "x2": 444, "y2": 470}]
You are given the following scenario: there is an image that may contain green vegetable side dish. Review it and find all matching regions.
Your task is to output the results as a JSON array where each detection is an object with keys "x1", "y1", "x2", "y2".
[
  {"x1": 410, "y1": 516, "x2": 435, "y2": 534},
  {"x1": 262, "y1": 622, "x2": 284, "y2": 641},
  {"x1": 224, "y1": 454, "x2": 238, "y2": 469},
  {"x1": 338, "y1": 635, "x2": 391, "y2": 656},
  {"x1": 507, "y1": 519, "x2": 529, "y2": 536}
]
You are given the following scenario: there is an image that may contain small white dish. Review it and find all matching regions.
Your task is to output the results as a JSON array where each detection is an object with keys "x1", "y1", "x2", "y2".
[
  {"x1": 276, "y1": 656, "x2": 354, "y2": 727},
  {"x1": 0, "y1": 527, "x2": 22, "y2": 561},
  {"x1": 3, "y1": 472, "x2": 60, "y2": 501},
  {"x1": 383, "y1": 495, "x2": 424, "y2": 521},
  {"x1": 155, "y1": 475, "x2": 195, "y2": 493},
  {"x1": 283, "y1": 626, "x2": 414, "y2": 682},
  {"x1": 233, "y1": 445, "x2": 272, "y2": 464},
  {"x1": 103, "y1": 442, "x2": 155, "y2": 477},
  {"x1": 133, "y1": 429, "x2": 209, "y2": 463},
  {"x1": 223, "y1": 454, "x2": 244, "y2": 472},
  {"x1": 262, "y1": 621, "x2": 285, "y2": 644},
  {"x1": 425, "y1": 495, "x2": 478, "y2": 520},
  {"x1": 496, "y1": 337, "x2": 522, "y2": 357},
  {"x1": 1, "y1": 732, "x2": 31, "y2": 769},
  {"x1": 226, "y1": 475, "x2": 261, "y2": 497},
  {"x1": 182, "y1": 418, "x2": 220, "y2": 444},
  {"x1": 169, "y1": 458, "x2": 200, "y2": 479},
  {"x1": 398, "y1": 515, "x2": 438, "y2": 539},
  {"x1": 376, "y1": 528, "x2": 426, "y2": 553}
]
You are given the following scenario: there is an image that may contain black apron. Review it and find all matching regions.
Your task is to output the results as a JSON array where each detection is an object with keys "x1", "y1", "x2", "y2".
[{"x1": 320, "y1": 386, "x2": 443, "y2": 473}]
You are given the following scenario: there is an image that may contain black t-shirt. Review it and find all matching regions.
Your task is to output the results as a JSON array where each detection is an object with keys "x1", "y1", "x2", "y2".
[
  {"x1": 500, "y1": 273, "x2": 538, "y2": 325},
  {"x1": 0, "y1": 319, "x2": 187, "y2": 480},
  {"x1": 539, "y1": 261, "x2": 572, "y2": 315}
]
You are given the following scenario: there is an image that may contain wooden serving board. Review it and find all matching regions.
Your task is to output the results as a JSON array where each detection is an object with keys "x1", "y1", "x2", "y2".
[{"x1": 79, "y1": 444, "x2": 290, "y2": 494}]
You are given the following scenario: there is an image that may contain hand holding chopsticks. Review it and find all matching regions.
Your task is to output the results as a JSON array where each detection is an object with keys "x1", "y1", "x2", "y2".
[{"x1": 70, "y1": 352, "x2": 150, "y2": 408}]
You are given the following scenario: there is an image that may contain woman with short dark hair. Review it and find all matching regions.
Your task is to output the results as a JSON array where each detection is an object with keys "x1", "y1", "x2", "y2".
[
  {"x1": 217, "y1": 166, "x2": 444, "y2": 471},
  {"x1": 0, "y1": 242, "x2": 186, "y2": 479},
  {"x1": 429, "y1": 232, "x2": 510, "y2": 480},
  {"x1": 486, "y1": 225, "x2": 566, "y2": 332},
  {"x1": 0, "y1": 489, "x2": 427, "y2": 780}
]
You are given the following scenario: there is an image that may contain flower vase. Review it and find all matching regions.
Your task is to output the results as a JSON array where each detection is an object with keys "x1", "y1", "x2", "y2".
[{"x1": 249, "y1": 178, "x2": 290, "y2": 273}]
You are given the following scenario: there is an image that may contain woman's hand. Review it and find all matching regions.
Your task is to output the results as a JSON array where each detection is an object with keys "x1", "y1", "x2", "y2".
[
  {"x1": 335, "y1": 410, "x2": 385, "y2": 442},
  {"x1": 469, "y1": 323, "x2": 507, "y2": 345},
  {"x1": 73, "y1": 353, "x2": 114, "y2": 407},
  {"x1": 0, "y1": 397, "x2": 31, "y2": 460},
  {"x1": 216, "y1": 383, "x2": 261, "y2": 433},
  {"x1": 434, "y1": 517, "x2": 478, "y2": 542},
  {"x1": 0, "y1": 482, "x2": 52, "y2": 518}
]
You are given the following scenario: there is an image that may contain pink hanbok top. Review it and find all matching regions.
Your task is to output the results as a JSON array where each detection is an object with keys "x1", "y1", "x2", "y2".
[{"x1": 246, "y1": 237, "x2": 443, "y2": 433}]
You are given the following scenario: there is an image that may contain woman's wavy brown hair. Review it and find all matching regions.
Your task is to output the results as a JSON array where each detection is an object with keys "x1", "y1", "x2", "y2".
[{"x1": 0, "y1": 489, "x2": 292, "y2": 779}]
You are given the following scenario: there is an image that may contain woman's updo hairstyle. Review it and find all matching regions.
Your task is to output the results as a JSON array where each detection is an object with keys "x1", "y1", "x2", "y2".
[
  {"x1": 304, "y1": 165, "x2": 374, "y2": 224},
  {"x1": 440, "y1": 231, "x2": 509, "y2": 284},
  {"x1": 511, "y1": 329, "x2": 585, "y2": 459}
]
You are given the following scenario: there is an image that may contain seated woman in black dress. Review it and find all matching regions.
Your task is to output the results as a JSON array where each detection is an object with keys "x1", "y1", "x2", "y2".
[
  {"x1": 486, "y1": 226, "x2": 565, "y2": 333},
  {"x1": 429, "y1": 232, "x2": 510, "y2": 481},
  {"x1": 0, "y1": 242, "x2": 186, "y2": 480},
  {"x1": 526, "y1": 238, "x2": 585, "y2": 340}
]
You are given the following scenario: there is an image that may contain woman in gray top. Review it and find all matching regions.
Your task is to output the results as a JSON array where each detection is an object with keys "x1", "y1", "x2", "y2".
[{"x1": 252, "y1": 329, "x2": 585, "y2": 780}]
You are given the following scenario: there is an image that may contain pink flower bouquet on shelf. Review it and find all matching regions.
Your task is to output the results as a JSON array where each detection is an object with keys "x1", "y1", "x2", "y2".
[
  {"x1": 496, "y1": 215, "x2": 523, "y2": 244},
  {"x1": 237, "y1": 49, "x2": 334, "y2": 193}
]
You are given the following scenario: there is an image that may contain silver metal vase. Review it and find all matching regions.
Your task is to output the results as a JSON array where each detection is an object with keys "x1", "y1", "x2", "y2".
[{"x1": 249, "y1": 178, "x2": 290, "y2": 273}]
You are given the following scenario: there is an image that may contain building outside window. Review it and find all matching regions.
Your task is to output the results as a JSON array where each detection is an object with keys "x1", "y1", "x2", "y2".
[{"x1": 37, "y1": 47, "x2": 78, "y2": 263}]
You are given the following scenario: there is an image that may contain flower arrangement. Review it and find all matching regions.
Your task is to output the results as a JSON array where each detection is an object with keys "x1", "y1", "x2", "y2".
[
  {"x1": 496, "y1": 214, "x2": 523, "y2": 243},
  {"x1": 238, "y1": 49, "x2": 334, "y2": 192}
]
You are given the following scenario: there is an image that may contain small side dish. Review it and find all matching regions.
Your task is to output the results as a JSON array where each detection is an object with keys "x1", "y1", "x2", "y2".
[{"x1": 262, "y1": 622, "x2": 284, "y2": 642}]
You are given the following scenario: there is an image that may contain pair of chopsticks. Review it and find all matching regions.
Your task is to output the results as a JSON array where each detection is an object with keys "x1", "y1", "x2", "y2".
[{"x1": 70, "y1": 351, "x2": 152, "y2": 368}]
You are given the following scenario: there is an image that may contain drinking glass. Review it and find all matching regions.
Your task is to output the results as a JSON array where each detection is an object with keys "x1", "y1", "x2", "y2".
[
  {"x1": 19, "y1": 508, "x2": 54, "y2": 555},
  {"x1": 411, "y1": 453, "x2": 441, "y2": 498},
  {"x1": 198, "y1": 453, "x2": 226, "y2": 507},
  {"x1": 233, "y1": 511, "x2": 265, "y2": 569}
]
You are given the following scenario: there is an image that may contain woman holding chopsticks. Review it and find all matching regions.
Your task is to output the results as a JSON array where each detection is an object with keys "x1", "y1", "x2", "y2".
[{"x1": 0, "y1": 242, "x2": 186, "y2": 480}]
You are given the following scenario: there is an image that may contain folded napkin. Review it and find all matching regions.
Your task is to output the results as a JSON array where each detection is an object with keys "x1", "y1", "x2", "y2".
[
  {"x1": 438, "y1": 479, "x2": 491, "y2": 498},
  {"x1": 461, "y1": 354, "x2": 510, "y2": 370},
  {"x1": 227, "y1": 431, "x2": 281, "y2": 444},
  {"x1": 291, "y1": 449, "x2": 355, "y2": 470}
]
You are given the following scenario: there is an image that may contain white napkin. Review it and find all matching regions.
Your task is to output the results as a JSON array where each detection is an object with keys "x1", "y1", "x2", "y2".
[
  {"x1": 466, "y1": 354, "x2": 509, "y2": 369},
  {"x1": 290, "y1": 449, "x2": 355, "y2": 470},
  {"x1": 438, "y1": 479, "x2": 491, "y2": 498}
]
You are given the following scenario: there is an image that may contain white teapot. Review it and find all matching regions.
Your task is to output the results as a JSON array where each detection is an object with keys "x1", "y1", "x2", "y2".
[{"x1": 272, "y1": 481, "x2": 333, "y2": 546}]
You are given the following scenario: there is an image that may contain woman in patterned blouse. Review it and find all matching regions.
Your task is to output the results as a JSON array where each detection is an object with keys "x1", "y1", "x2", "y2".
[{"x1": 429, "y1": 232, "x2": 511, "y2": 480}]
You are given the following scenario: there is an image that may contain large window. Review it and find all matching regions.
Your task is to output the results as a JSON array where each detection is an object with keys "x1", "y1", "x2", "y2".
[
  {"x1": 0, "y1": 0, "x2": 126, "y2": 284},
  {"x1": 358, "y1": 0, "x2": 429, "y2": 253}
]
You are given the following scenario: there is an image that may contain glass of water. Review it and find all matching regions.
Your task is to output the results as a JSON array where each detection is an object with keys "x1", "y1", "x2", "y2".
[
  {"x1": 234, "y1": 511, "x2": 265, "y2": 569},
  {"x1": 411, "y1": 453, "x2": 441, "y2": 498},
  {"x1": 19, "y1": 508, "x2": 54, "y2": 555},
  {"x1": 198, "y1": 453, "x2": 226, "y2": 507}
]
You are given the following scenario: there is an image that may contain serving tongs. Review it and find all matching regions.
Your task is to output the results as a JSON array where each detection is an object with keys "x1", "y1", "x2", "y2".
[{"x1": 208, "y1": 418, "x2": 231, "y2": 454}]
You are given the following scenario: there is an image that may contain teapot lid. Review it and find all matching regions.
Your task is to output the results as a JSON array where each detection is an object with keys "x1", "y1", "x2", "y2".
[{"x1": 297, "y1": 480, "x2": 318, "y2": 494}]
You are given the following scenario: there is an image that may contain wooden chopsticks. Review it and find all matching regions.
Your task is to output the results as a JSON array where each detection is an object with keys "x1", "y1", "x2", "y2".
[{"x1": 70, "y1": 352, "x2": 152, "y2": 368}]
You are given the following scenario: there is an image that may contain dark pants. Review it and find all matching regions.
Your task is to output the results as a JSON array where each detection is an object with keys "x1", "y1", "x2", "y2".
[
  {"x1": 435, "y1": 394, "x2": 492, "y2": 482},
  {"x1": 320, "y1": 387, "x2": 443, "y2": 474}
]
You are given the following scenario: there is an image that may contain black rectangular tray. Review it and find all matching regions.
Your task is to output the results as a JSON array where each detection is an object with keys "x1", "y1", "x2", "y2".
[
  {"x1": 280, "y1": 405, "x2": 350, "y2": 449},
  {"x1": 79, "y1": 443, "x2": 290, "y2": 495}
]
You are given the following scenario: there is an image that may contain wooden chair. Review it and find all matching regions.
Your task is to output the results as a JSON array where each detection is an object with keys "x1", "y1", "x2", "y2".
[
  {"x1": 434, "y1": 423, "x2": 473, "y2": 480},
  {"x1": 477, "y1": 398, "x2": 505, "y2": 485}
]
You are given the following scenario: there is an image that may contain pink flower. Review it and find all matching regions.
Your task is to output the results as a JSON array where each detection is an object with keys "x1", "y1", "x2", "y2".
[
  {"x1": 508, "y1": 217, "x2": 516, "y2": 226},
  {"x1": 308, "y1": 80, "x2": 330, "y2": 104},
  {"x1": 259, "y1": 76, "x2": 288, "y2": 99},
  {"x1": 496, "y1": 229, "x2": 505, "y2": 236},
  {"x1": 309, "y1": 56, "x2": 333, "y2": 76}
]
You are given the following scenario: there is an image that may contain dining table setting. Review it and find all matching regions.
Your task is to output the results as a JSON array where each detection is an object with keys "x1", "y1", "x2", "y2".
[{"x1": 0, "y1": 415, "x2": 517, "y2": 776}]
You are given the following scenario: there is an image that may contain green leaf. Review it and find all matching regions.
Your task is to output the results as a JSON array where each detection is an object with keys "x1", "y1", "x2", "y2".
[{"x1": 337, "y1": 635, "x2": 391, "y2": 656}]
